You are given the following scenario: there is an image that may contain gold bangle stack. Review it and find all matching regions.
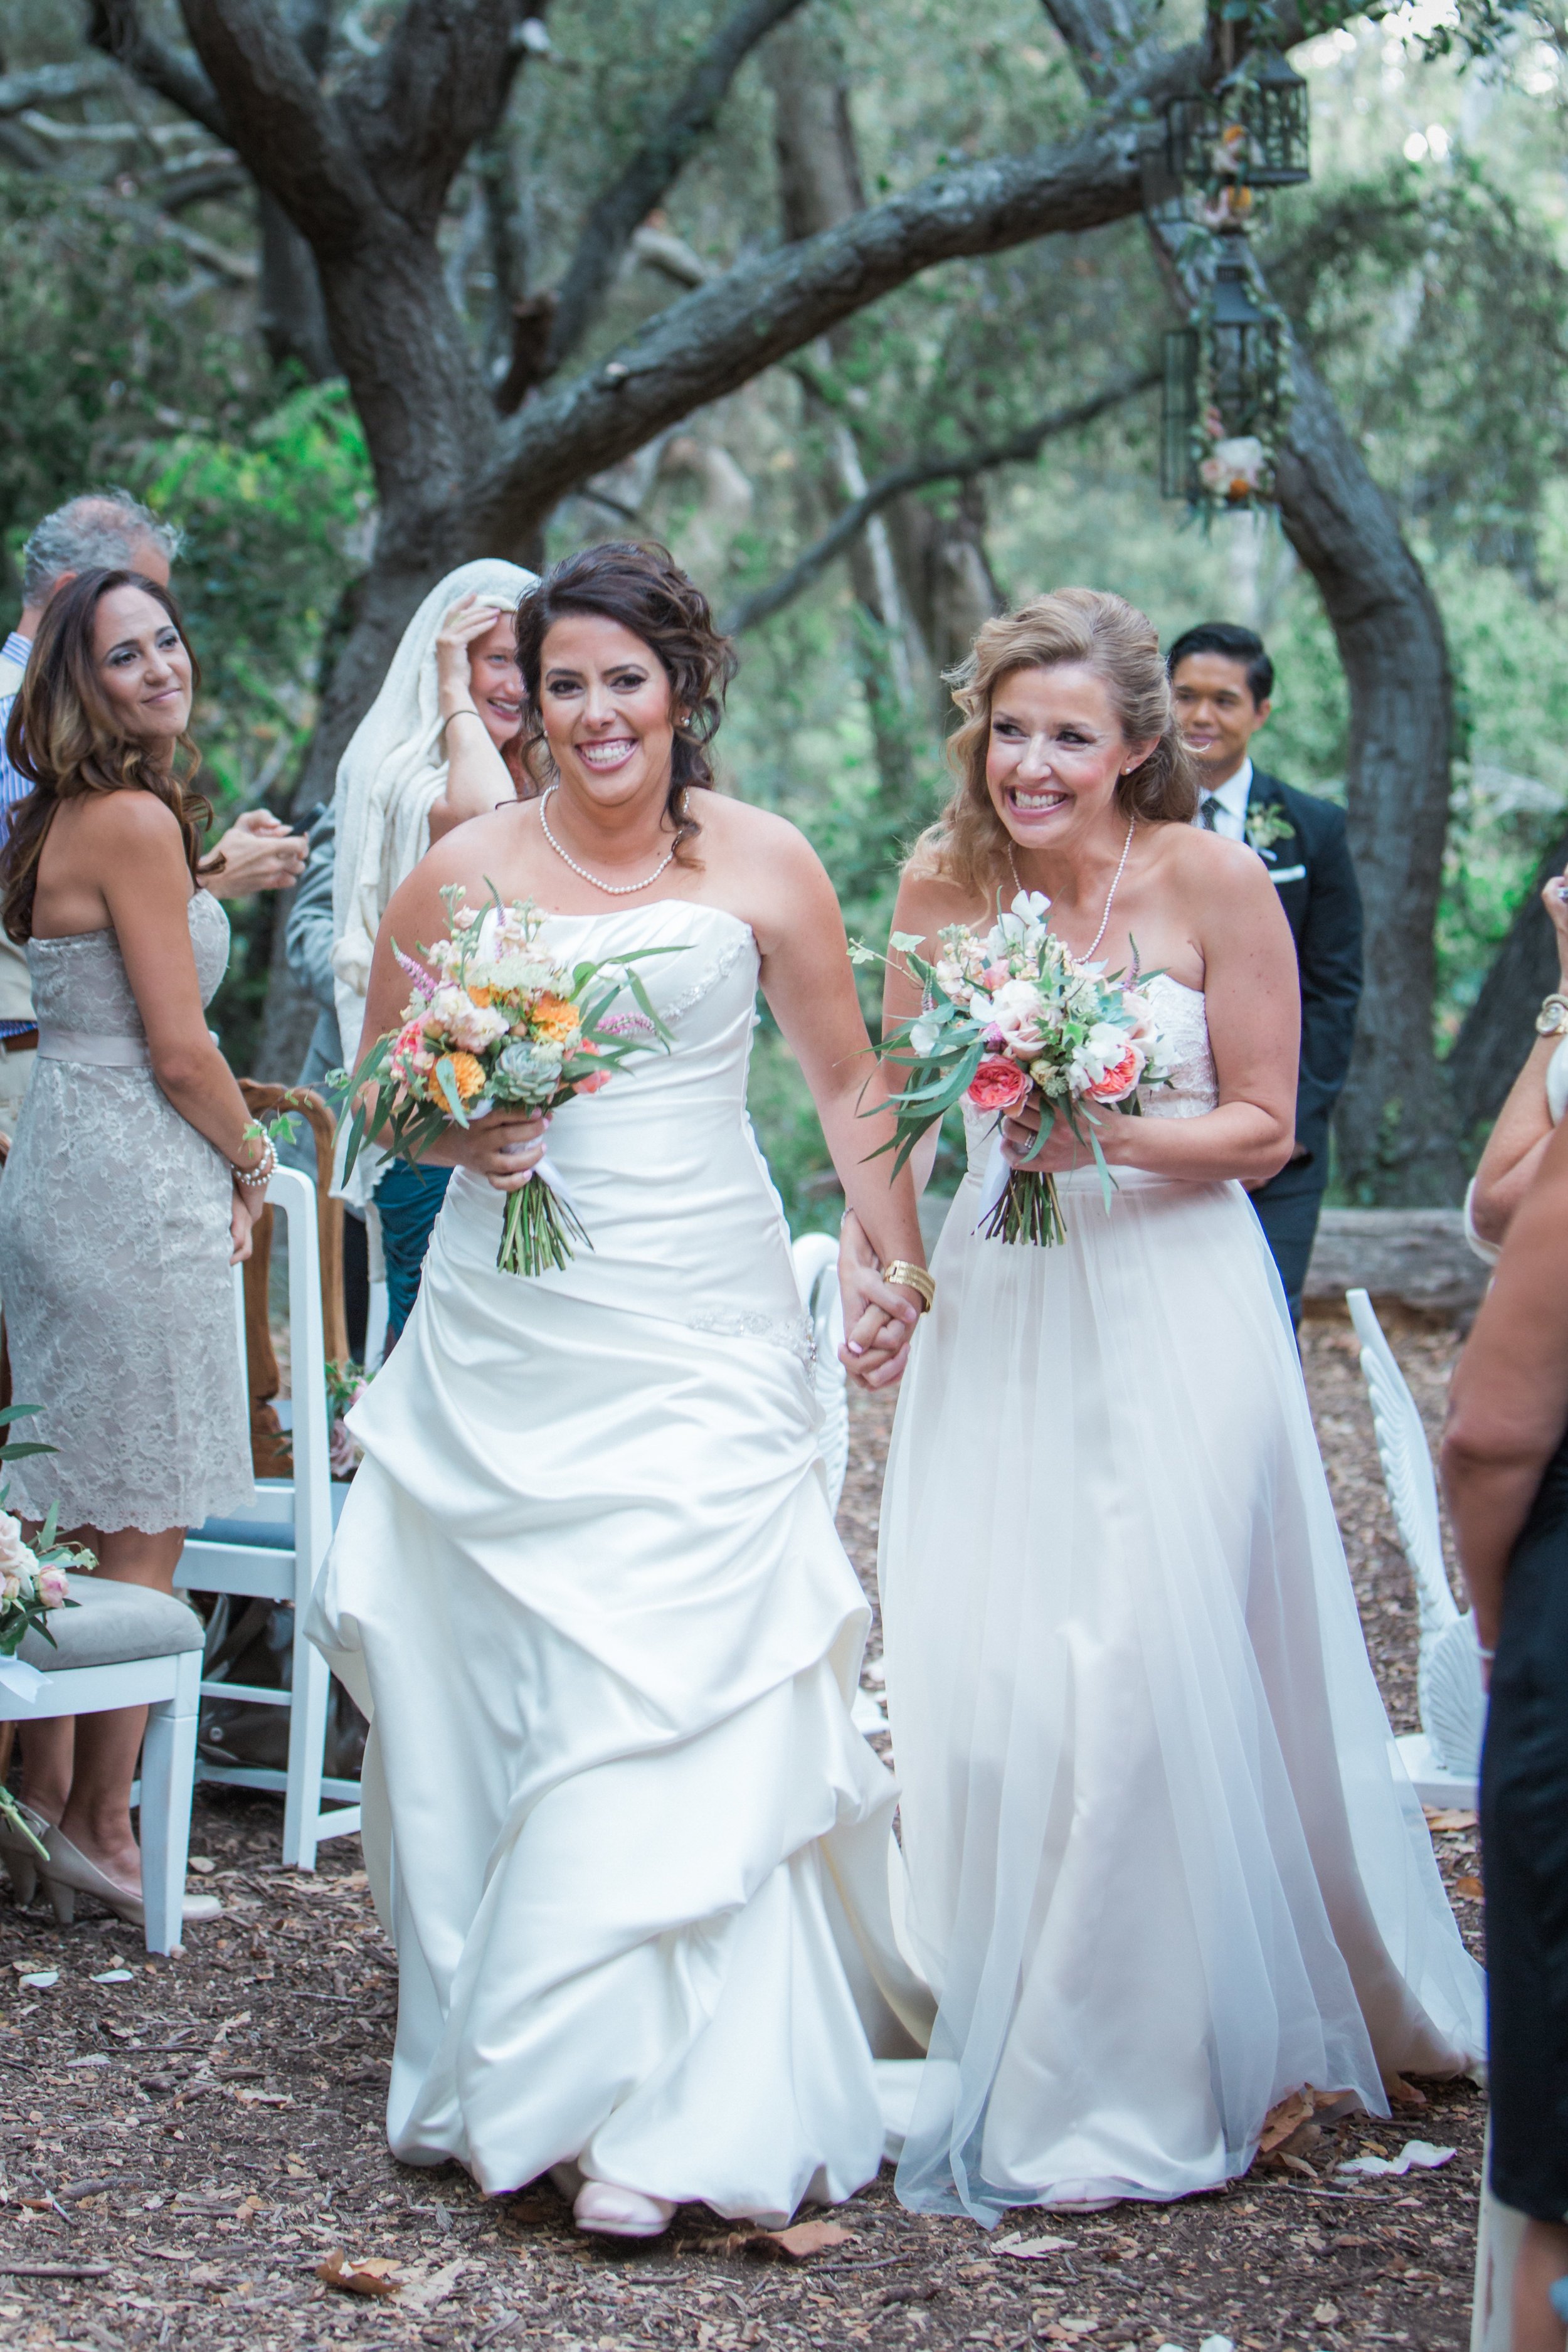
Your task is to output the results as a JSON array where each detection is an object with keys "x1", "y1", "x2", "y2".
[{"x1": 881, "y1": 1259, "x2": 935, "y2": 1313}]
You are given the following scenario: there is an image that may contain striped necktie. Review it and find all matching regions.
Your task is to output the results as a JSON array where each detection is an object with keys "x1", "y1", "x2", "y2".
[{"x1": 1199, "y1": 794, "x2": 1223, "y2": 830}]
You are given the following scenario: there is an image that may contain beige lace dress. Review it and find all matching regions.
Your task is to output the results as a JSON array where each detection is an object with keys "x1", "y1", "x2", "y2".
[{"x1": 0, "y1": 889, "x2": 252, "y2": 1532}]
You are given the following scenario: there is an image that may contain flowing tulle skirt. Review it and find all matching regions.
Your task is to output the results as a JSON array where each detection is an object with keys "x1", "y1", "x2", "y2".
[
  {"x1": 309, "y1": 1169, "x2": 928, "y2": 2217},
  {"x1": 879, "y1": 1164, "x2": 1485, "y2": 2220}
]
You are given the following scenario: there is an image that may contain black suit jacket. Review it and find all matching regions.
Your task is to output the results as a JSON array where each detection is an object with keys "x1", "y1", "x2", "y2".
[{"x1": 1244, "y1": 769, "x2": 1364, "y2": 1204}]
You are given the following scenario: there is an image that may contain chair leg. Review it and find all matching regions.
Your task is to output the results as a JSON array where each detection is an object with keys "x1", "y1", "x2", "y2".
[
  {"x1": 139, "y1": 1653, "x2": 199, "y2": 1956},
  {"x1": 281, "y1": 1617, "x2": 331, "y2": 1873}
]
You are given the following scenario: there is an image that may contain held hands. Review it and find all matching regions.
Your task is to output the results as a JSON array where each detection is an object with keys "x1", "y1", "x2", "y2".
[
  {"x1": 837, "y1": 1210, "x2": 921, "y2": 1391},
  {"x1": 203, "y1": 808, "x2": 309, "y2": 898},
  {"x1": 229, "y1": 1181, "x2": 263, "y2": 1267}
]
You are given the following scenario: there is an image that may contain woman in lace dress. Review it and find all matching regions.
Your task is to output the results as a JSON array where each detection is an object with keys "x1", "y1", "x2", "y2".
[
  {"x1": 0, "y1": 569, "x2": 267, "y2": 1929},
  {"x1": 310, "y1": 543, "x2": 933, "y2": 2240},
  {"x1": 840, "y1": 590, "x2": 1484, "y2": 2218}
]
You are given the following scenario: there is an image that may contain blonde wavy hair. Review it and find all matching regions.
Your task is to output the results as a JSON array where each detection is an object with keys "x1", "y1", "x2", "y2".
[{"x1": 909, "y1": 588, "x2": 1199, "y2": 898}]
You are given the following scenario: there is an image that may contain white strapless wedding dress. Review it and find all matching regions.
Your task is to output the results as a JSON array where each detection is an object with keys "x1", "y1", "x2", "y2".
[
  {"x1": 877, "y1": 974, "x2": 1485, "y2": 2222},
  {"x1": 309, "y1": 901, "x2": 928, "y2": 2217}
]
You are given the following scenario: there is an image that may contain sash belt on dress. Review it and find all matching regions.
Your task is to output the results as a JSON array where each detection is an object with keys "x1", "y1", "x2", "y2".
[{"x1": 36, "y1": 1027, "x2": 153, "y2": 1069}]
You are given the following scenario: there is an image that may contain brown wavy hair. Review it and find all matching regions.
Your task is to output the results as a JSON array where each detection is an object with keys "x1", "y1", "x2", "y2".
[
  {"x1": 1, "y1": 569, "x2": 215, "y2": 945},
  {"x1": 514, "y1": 540, "x2": 738, "y2": 863},
  {"x1": 910, "y1": 588, "x2": 1199, "y2": 898}
]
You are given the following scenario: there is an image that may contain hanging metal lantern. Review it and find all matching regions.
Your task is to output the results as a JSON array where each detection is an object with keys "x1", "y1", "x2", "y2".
[
  {"x1": 1216, "y1": 47, "x2": 1310, "y2": 187},
  {"x1": 1163, "y1": 47, "x2": 1310, "y2": 191},
  {"x1": 1161, "y1": 236, "x2": 1285, "y2": 509}
]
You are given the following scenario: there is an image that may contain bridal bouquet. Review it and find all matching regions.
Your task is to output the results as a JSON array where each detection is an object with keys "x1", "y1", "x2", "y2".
[
  {"x1": 851, "y1": 891, "x2": 1173, "y2": 1245},
  {"x1": 0, "y1": 1406, "x2": 94, "y2": 1862},
  {"x1": 339, "y1": 886, "x2": 677, "y2": 1277}
]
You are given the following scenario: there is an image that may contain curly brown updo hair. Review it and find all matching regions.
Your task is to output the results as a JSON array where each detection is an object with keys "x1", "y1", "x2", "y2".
[
  {"x1": 1, "y1": 568, "x2": 215, "y2": 945},
  {"x1": 910, "y1": 587, "x2": 1199, "y2": 898},
  {"x1": 514, "y1": 541, "x2": 738, "y2": 864}
]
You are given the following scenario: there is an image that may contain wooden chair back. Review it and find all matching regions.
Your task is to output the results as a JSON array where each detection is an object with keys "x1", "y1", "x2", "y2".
[{"x1": 238, "y1": 1085, "x2": 347, "y2": 1481}]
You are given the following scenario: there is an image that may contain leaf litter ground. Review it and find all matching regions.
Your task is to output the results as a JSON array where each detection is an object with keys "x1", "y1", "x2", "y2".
[{"x1": 0, "y1": 1310, "x2": 1484, "y2": 2349}]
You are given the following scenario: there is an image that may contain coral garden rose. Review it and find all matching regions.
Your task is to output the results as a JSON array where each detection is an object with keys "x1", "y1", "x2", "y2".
[
  {"x1": 1073, "y1": 1022, "x2": 1146, "y2": 1103},
  {"x1": 968, "y1": 1056, "x2": 1032, "y2": 1113}
]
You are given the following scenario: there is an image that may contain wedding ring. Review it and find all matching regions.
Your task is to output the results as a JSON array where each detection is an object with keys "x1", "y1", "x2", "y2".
[{"x1": 881, "y1": 1259, "x2": 935, "y2": 1313}]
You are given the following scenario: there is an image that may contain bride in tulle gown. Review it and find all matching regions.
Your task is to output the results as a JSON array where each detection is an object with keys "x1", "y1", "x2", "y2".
[
  {"x1": 839, "y1": 590, "x2": 1485, "y2": 2222},
  {"x1": 309, "y1": 543, "x2": 932, "y2": 2240}
]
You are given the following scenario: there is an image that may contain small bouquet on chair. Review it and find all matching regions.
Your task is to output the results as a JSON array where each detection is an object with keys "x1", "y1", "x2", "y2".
[
  {"x1": 850, "y1": 890, "x2": 1173, "y2": 1246},
  {"x1": 338, "y1": 885, "x2": 679, "y2": 1278},
  {"x1": 0, "y1": 1406, "x2": 95, "y2": 1861}
]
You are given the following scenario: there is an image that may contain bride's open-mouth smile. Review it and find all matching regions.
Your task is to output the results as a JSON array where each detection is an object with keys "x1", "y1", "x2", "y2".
[
  {"x1": 1005, "y1": 782, "x2": 1073, "y2": 820},
  {"x1": 574, "y1": 735, "x2": 639, "y2": 775}
]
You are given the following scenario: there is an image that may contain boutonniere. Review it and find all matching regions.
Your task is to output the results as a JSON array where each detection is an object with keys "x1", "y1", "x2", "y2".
[{"x1": 1244, "y1": 802, "x2": 1295, "y2": 862}]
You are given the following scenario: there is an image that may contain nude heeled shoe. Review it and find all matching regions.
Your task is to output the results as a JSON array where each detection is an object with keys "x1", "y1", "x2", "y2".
[
  {"x1": 38, "y1": 1826, "x2": 223, "y2": 1930},
  {"x1": 573, "y1": 2180, "x2": 677, "y2": 2240},
  {"x1": 0, "y1": 1801, "x2": 51, "y2": 1907}
]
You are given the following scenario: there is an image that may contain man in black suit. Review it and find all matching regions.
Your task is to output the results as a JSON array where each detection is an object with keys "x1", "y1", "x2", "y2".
[{"x1": 1167, "y1": 622, "x2": 1364, "y2": 1322}]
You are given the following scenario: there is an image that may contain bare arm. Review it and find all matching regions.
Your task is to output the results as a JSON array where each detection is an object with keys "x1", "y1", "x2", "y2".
[
  {"x1": 427, "y1": 598, "x2": 519, "y2": 842},
  {"x1": 1441, "y1": 1109, "x2": 1568, "y2": 1653},
  {"x1": 1469, "y1": 872, "x2": 1568, "y2": 1246},
  {"x1": 92, "y1": 798, "x2": 270, "y2": 1261},
  {"x1": 753, "y1": 828, "x2": 926, "y2": 1282}
]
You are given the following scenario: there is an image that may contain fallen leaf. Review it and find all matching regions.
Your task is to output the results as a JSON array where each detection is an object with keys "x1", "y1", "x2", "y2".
[
  {"x1": 1423, "y1": 1809, "x2": 1477, "y2": 1833},
  {"x1": 995, "y1": 2233, "x2": 1074, "y2": 2259},
  {"x1": 316, "y1": 2249, "x2": 401, "y2": 2299},
  {"x1": 1453, "y1": 1875, "x2": 1483, "y2": 1900},
  {"x1": 187, "y1": 1857, "x2": 216, "y2": 1875},
  {"x1": 747, "y1": 2220, "x2": 853, "y2": 2261},
  {"x1": 1313, "y1": 2302, "x2": 1339, "y2": 2327},
  {"x1": 1258, "y1": 2088, "x2": 1314, "y2": 2155},
  {"x1": 1384, "y1": 2075, "x2": 1428, "y2": 2109},
  {"x1": 235, "y1": 2089, "x2": 294, "y2": 2107},
  {"x1": 89, "y1": 1969, "x2": 134, "y2": 1984},
  {"x1": 18, "y1": 1973, "x2": 56, "y2": 1991},
  {"x1": 399, "y1": 2257, "x2": 467, "y2": 2313}
]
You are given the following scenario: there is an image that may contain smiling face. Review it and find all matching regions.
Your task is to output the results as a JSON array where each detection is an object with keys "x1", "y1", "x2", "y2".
[
  {"x1": 90, "y1": 584, "x2": 193, "y2": 750},
  {"x1": 984, "y1": 662, "x2": 1154, "y2": 854},
  {"x1": 1170, "y1": 650, "x2": 1270, "y2": 784},
  {"x1": 467, "y1": 610, "x2": 524, "y2": 750},
  {"x1": 536, "y1": 613, "x2": 675, "y2": 812}
]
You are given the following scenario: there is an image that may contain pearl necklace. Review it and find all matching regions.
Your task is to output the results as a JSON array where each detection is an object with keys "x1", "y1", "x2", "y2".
[
  {"x1": 539, "y1": 783, "x2": 678, "y2": 898},
  {"x1": 1009, "y1": 813, "x2": 1136, "y2": 963}
]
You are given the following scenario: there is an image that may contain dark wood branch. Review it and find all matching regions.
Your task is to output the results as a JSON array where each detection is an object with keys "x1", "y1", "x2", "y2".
[
  {"x1": 479, "y1": 115, "x2": 1173, "y2": 543},
  {"x1": 337, "y1": 0, "x2": 532, "y2": 234},
  {"x1": 721, "y1": 368, "x2": 1158, "y2": 635},
  {"x1": 0, "y1": 60, "x2": 121, "y2": 117},
  {"x1": 495, "y1": 290, "x2": 559, "y2": 413},
  {"x1": 88, "y1": 0, "x2": 230, "y2": 141},
  {"x1": 177, "y1": 0, "x2": 374, "y2": 251},
  {"x1": 543, "y1": 0, "x2": 812, "y2": 373}
]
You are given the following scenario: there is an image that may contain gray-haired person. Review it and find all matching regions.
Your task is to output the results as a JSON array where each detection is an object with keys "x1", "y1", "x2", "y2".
[{"x1": 0, "y1": 489, "x2": 310, "y2": 1139}]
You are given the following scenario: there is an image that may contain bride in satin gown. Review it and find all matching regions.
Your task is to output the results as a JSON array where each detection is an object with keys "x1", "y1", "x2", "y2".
[
  {"x1": 309, "y1": 543, "x2": 932, "y2": 2240},
  {"x1": 840, "y1": 590, "x2": 1485, "y2": 2222}
]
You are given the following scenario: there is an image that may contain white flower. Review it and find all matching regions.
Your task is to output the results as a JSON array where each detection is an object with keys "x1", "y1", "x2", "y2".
[
  {"x1": 1070, "y1": 1020, "x2": 1146, "y2": 1099},
  {"x1": 989, "y1": 979, "x2": 1049, "y2": 1057},
  {"x1": 0, "y1": 1513, "x2": 34, "y2": 1580},
  {"x1": 1009, "y1": 889, "x2": 1051, "y2": 925},
  {"x1": 909, "y1": 1014, "x2": 943, "y2": 1058},
  {"x1": 427, "y1": 987, "x2": 509, "y2": 1054}
]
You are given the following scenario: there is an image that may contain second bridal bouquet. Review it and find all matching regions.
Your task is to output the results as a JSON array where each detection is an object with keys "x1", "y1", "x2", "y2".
[
  {"x1": 852, "y1": 890, "x2": 1173, "y2": 1245},
  {"x1": 339, "y1": 885, "x2": 677, "y2": 1277}
]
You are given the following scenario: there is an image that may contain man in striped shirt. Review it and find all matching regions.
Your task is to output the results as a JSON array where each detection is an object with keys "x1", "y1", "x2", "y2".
[{"x1": 0, "y1": 488, "x2": 308, "y2": 1138}]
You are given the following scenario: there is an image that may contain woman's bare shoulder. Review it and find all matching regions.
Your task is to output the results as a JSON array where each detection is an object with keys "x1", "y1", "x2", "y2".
[
  {"x1": 892, "y1": 866, "x2": 988, "y2": 943},
  {"x1": 1153, "y1": 818, "x2": 1277, "y2": 909}
]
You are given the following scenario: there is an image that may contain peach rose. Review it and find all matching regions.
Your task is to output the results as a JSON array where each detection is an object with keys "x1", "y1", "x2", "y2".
[{"x1": 967, "y1": 1056, "x2": 1031, "y2": 1113}]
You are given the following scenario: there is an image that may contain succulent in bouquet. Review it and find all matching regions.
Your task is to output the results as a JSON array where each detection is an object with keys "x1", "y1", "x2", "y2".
[
  {"x1": 339, "y1": 885, "x2": 682, "y2": 1278},
  {"x1": 850, "y1": 891, "x2": 1174, "y2": 1244}
]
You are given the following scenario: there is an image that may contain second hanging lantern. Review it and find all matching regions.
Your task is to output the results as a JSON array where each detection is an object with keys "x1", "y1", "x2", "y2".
[{"x1": 1162, "y1": 233, "x2": 1285, "y2": 512}]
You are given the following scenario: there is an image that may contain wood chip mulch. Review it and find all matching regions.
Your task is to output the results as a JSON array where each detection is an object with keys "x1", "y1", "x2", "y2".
[{"x1": 0, "y1": 1311, "x2": 1486, "y2": 2349}]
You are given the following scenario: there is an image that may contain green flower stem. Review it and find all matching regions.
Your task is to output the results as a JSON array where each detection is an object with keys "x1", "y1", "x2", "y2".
[
  {"x1": 497, "y1": 1177, "x2": 593, "y2": 1278},
  {"x1": 979, "y1": 1169, "x2": 1066, "y2": 1246}
]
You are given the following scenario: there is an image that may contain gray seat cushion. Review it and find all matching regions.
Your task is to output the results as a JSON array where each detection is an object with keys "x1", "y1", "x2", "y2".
[{"x1": 16, "y1": 1576, "x2": 204, "y2": 1671}]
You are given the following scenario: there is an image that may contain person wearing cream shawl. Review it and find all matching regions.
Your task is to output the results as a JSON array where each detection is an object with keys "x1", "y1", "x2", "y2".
[{"x1": 332, "y1": 558, "x2": 535, "y2": 1343}]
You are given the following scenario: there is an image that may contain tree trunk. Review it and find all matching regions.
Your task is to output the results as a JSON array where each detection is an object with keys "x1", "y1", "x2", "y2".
[
  {"x1": 257, "y1": 189, "x2": 335, "y2": 380},
  {"x1": 1273, "y1": 348, "x2": 1465, "y2": 1204},
  {"x1": 1447, "y1": 827, "x2": 1568, "y2": 1136}
]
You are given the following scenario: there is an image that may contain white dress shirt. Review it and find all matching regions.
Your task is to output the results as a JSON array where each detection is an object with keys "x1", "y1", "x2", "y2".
[{"x1": 1193, "y1": 756, "x2": 1253, "y2": 840}]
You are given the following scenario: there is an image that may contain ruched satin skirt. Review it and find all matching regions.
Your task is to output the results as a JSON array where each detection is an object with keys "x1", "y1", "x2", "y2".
[
  {"x1": 309, "y1": 1168, "x2": 928, "y2": 2217},
  {"x1": 879, "y1": 1163, "x2": 1485, "y2": 2220}
]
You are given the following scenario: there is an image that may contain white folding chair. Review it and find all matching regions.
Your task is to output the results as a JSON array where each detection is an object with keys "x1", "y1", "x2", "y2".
[
  {"x1": 0, "y1": 1579, "x2": 203, "y2": 1954},
  {"x1": 176, "y1": 1165, "x2": 359, "y2": 1870},
  {"x1": 1347, "y1": 1287, "x2": 1486, "y2": 1805}
]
